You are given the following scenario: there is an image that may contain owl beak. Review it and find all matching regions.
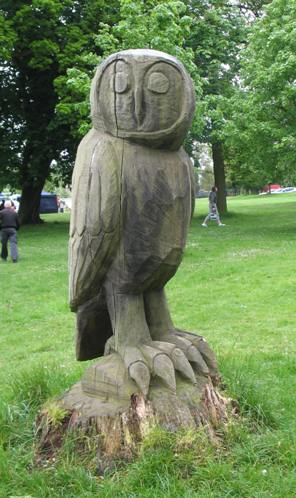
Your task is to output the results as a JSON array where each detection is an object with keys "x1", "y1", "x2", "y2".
[{"x1": 134, "y1": 86, "x2": 143, "y2": 128}]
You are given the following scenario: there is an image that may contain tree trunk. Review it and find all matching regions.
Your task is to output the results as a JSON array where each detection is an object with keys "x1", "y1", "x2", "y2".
[
  {"x1": 18, "y1": 183, "x2": 45, "y2": 225},
  {"x1": 18, "y1": 139, "x2": 53, "y2": 225},
  {"x1": 35, "y1": 354, "x2": 231, "y2": 471},
  {"x1": 212, "y1": 142, "x2": 227, "y2": 214}
]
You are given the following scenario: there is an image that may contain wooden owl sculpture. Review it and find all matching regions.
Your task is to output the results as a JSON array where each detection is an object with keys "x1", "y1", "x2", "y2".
[{"x1": 69, "y1": 49, "x2": 218, "y2": 396}]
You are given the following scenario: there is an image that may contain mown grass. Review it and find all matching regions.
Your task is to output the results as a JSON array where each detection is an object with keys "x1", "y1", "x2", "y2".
[{"x1": 1, "y1": 194, "x2": 296, "y2": 497}]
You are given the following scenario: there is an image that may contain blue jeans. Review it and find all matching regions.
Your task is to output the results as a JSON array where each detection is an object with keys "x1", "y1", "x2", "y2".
[{"x1": 1, "y1": 228, "x2": 18, "y2": 261}]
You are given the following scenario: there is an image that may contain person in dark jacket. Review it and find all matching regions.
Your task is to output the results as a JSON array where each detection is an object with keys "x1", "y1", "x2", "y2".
[
  {"x1": 201, "y1": 186, "x2": 225, "y2": 227},
  {"x1": 0, "y1": 200, "x2": 20, "y2": 262}
]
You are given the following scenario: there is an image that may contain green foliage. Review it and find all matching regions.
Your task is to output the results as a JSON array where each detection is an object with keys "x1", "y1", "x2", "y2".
[
  {"x1": 42, "y1": 402, "x2": 69, "y2": 428},
  {"x1": 57, "y1": 0, "x2": 205, "y2": 138},
  {"x1": 0, "y1": 0, "x2": 120, "y2": 220},
  {"x1": 0, "y1": 12, "x2": 15, "y2": 59},
  {"x1": 58, "y1": 0, "x2": 249, "y2": 147},
  {"x1": 97, "y1": 0, "x2": 197, "y2": 70},
  {"x1": 188, "y1": 0, "x2": 246, "y2": 143},
  {"x1": 55, "y1": 0, "x2": 250, "y2": 211},
  {"x1": 226, "y1": 0, "x2": 296, "y2": 187}
]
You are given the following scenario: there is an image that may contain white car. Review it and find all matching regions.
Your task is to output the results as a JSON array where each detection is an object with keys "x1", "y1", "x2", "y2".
[
  {"x1": 273, "y1": 187, "x2": 296, "y2": 194},
  {"x1": 62, "y1": 198, "x2": 72, "y2": 210},
  {"x1": 281, "y1": 187, "x2": 296, "y2": 193},
  {"x1": 10, "y1": 195, "x2": 20, "y2": 211}
]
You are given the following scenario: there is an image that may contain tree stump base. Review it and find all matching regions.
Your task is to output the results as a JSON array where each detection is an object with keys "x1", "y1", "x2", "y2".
[{"x1": 36, "y1": 354, "x2": 229, "y2": 471}]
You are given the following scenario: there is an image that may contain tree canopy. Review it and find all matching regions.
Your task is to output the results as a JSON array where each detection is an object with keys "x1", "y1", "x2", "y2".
[
  {"x1": 226, "y1": 0, "x2": 296, "y2": 188},
  {"x1": 58, "y1": 0, "x2": 249, "y2": 213},
  {"x1": 1, "y1": 0, "x2": 295, "y2": 223},
  {"x1": 0, "y1": 0, "x2": 118, "y2": 223}
]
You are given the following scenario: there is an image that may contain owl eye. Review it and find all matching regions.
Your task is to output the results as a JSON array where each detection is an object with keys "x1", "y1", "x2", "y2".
[
  {"x1": 115, "y1": 72, "x2": 130, "y2": 93},
  {"x1": 148, "y1": 72, "x2": 169, "y2": 94}
]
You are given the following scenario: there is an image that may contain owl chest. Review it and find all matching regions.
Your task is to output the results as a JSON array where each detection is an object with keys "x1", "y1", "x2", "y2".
[{"x1": 121, "y1": 144, "x2": 191, "y2": 224}]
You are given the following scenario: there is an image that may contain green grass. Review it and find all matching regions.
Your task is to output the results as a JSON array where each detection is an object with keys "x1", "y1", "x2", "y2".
[{"x1": 1, "y1": 194, "x2": 296, "y2": 497}]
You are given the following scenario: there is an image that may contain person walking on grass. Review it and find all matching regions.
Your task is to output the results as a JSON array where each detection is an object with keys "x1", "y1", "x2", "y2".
[
  {"x1": 0, "y1": 200, "x2": 20, "y2": 262},
  {"x1": 202, "y1": 186, "x2": 225, "y2": 227}
]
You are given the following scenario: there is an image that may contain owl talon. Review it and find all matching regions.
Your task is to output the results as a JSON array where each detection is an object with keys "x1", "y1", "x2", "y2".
[
  {"x1": 112, "y1": 326, "x2": 217, "y2": 395},
  {"x1": 116, "y1": 343, "x2": 179, "y2": 395},
  {"x1": 153, "y1": 333, "x2": 216, "y2": 379},
  {"x1": 175, "y1": 329, "x2": 219, "y2": 383},
  {"x1": 151, "y1": 341, "x2": 196, "y2": 384},
  {"x1": 141, "y1": 344, "x2": 176, "y2": 392},
  {"x1": 121, "y1": 346, "x2": 151, "y2": 395},
  {"x1": 152, "y1": 354, "x2": 176, "y2": 392},
  {"x1": 186, "y1": 346, "x2": 210, "y2": 375},
  {"x1": 171, "y1": 348, "x2": 197, "y2": 384},
  {"x1": 129, "y1": 361, "x2": 150, "y2": 397}
]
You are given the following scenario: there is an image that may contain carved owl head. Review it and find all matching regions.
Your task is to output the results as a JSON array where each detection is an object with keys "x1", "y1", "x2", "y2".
[{"x1": 90, "y1": 49, "x2": 195, "y2": 150}]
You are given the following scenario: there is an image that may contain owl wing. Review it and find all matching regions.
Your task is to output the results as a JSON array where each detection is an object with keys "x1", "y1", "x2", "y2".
[{"x1": 69, "y1": 129, "x2": 122, "y2": 312}]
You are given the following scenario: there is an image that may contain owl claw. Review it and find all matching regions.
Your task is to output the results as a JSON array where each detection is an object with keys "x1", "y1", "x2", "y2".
[
  {"x1": 151, "y1": 341, "x2": 196, "y2": 385},
  {"x1": 153, "y1": 331, "x2": 218, "y2": 383},
  {"x1": 112, "y1": 330, "x2": 217, "y2": 397},
  {"x1": 190, "y1": 336, "x2": 218, "y2": 372},
  {"x1": 114, "y1": 343, "x2": 178, "y2": 395},
  {"x1": 152, "y1": 354, "x2": 176, "y2": 392},
  {"x1": 129, "y1": 361, "x2": 150, "y2": 397},
  {"x1": 171, "y1": 348, "x2": 197, "y2": 384},
  {"x1": 175, "y1": 329, "x2": 220, "y2": 384},
  {"x1": 186, "y1": 346, "x2": 210, "y2": 375},
  {"x1": 141, "y1": 345, "x2": 176, "y2": 392},
  {"x1": 120, "y1": 346, "x2": 150, "y2": 395}
]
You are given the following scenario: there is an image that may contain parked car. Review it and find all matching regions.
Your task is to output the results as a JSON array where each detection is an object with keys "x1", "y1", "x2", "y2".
[
  {"x1": 196, "y1": 190, "x2": 210, "y2": 198},
  {"x1": 39, "y1": 192, "x2": 58, "y2": 213},
  {"x1": 61, "y1": 197, "x2": 72, "y2": 210},
  {"x1": 10, "y1": 192, "x2": 58, "y2": 214},
  {"x1": 280, "y1": 187, "x2": 296, "y2": 193},
  {"x1": 259, "y1": 186, "x2": 296, "y2": 195},
  {"x1": 9, "y1": 194, "x2": 20, "y2": 210},
  {"x1": 273, "y1": 187, "x2": 296, "y2": 194},
  {"x1": 0, "y1": 192, "x2": 11, "y2": 209}
]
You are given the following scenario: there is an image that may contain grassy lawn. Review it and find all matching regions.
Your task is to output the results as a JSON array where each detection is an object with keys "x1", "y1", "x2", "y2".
[{"x1": 1, "y1": 194, "x2": 296, "y2": 497}]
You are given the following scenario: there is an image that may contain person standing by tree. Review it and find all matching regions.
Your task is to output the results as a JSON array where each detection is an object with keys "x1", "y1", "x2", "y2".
[
  {"x1": 202, "y1": 187, "x2": 225, "y2": 227},
  {"x1": 0, "y1": 200, "x2": 20, "y2": 262}
]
